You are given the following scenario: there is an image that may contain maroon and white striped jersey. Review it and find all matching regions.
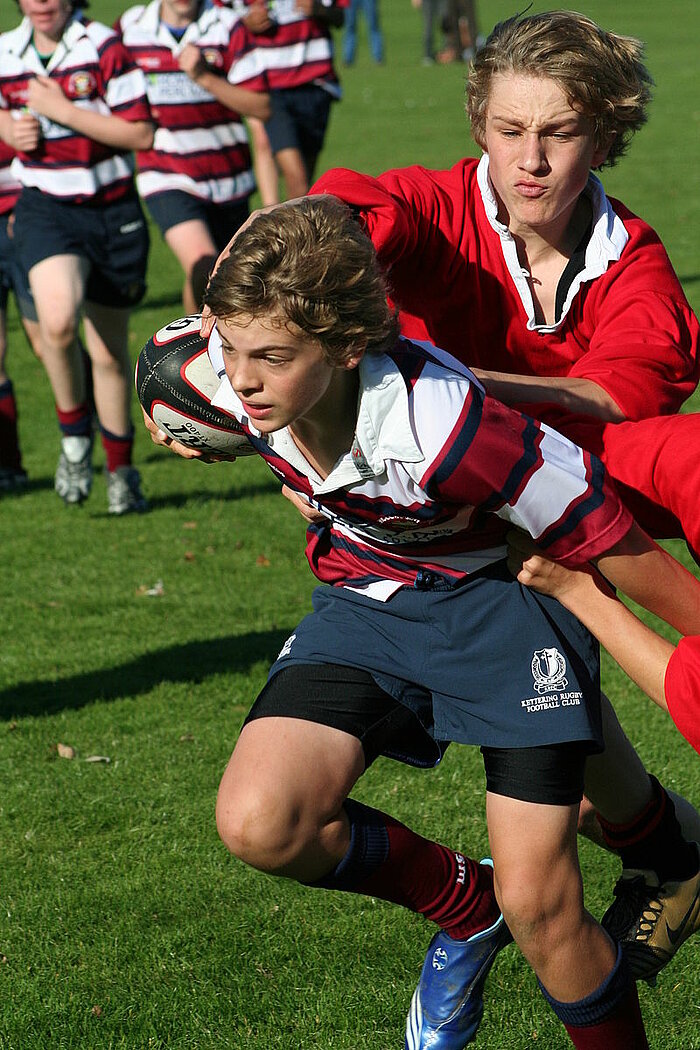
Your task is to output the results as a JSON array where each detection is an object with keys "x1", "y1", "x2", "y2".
[
  {"x1": 118, "y1": 1, "x2": 258, "y2": 203},
  {"x1": 0, "y1": 13, "x2": 150, "y2": 205},
  {"x1": 0, "y1": 143, "x2": 20, "y2": 217},
  {"x1": 209, "y1": 335, "x2": 633, "y2": 597},
  {"x1": 228, "y1": 0, "x2": 341, "y2": 96}
]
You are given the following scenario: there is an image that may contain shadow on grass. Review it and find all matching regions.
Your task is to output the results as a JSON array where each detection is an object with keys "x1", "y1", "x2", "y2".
[{"x1": 0, "y1": 629, "x2": 288, "y2": 720}]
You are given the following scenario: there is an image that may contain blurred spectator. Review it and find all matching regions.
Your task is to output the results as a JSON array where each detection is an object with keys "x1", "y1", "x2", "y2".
[{"x1": 343, "y1": 0, "x2": 384, "y2": 65}]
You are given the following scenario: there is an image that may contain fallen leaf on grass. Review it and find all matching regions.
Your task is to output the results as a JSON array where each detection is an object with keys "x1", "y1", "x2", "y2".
[
  {"x1": 184, "y1": 551, "x2": 196, "y2": 562},
  {"x1": 183, "y1": 521, "x2": 198, "y2": 530},
  {"x1": 57, "y1": 743, "x2": 76, "y2": 760},
  {"x1": 91, "y1": 1005, "x2": 103, "y2": 1017},
  {"x1": 256, "y1": 554, "x2": 270, "y2": 567},
  {"x1": 179, "y1": 733, "x2": 194, "y2": 743},
  {"x1": 136, "y1": 580, "x2": 164, "y2": 597}
]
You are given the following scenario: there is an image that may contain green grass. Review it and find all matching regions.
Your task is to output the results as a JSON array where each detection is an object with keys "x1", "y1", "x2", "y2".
[{"x1": 1, "y1": 1, "x2": 699, "y2": 1047}]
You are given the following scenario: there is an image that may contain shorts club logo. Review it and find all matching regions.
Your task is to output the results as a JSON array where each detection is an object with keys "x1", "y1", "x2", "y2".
[
  {"x1": 277, "y1": 634, "x2": 297, "y2": 660},
  {"x1": 531, "y1": 647, "x2": 568, "y2": 694}
]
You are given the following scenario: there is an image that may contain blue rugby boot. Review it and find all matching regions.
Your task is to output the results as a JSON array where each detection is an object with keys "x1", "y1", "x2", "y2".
[{"x1": 405, "y1": 864, "x2": 512, "y2": 1049}]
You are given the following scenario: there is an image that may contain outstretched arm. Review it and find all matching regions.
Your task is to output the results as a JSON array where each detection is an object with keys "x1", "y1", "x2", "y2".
[{"x1": 593, "y1": 521, "x2": 700, "y2": 637}]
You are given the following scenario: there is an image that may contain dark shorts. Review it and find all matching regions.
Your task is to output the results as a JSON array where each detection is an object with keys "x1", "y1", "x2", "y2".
[
  {"x1": 145, "y1": 191, "x2": 249, "y2": 250},
  {"x1": 246, "y1": 663, "x2": 590, "y2": 806},
  {"x1": 265, "y1": 84, "x2": 333, "y2": 160},
  {"x1": 0, "y1": 211, "x2": 37, "y2": 321},
  {"x1": 264, "y1": 562, "x2": 603, "y2": 749},
  {"x1": 13, "y1": 187, "x2": 149, "y2": 308}
]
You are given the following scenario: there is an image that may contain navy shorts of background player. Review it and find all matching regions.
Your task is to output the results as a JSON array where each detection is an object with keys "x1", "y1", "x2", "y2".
[
  {"x1": 14, "y1": 186, "x2": 149, "y2": 310},
  {"x1": 146, "y1": 190, "x2": 249, "y2": 253},
  {"x1": 0, "y1": 211, "x2": 36, "y2": 324}
]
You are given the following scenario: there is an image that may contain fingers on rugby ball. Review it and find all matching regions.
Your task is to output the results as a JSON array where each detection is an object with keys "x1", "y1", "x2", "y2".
[{"x1": 136, "y1": 316, "x2": 256, "y2": 456}]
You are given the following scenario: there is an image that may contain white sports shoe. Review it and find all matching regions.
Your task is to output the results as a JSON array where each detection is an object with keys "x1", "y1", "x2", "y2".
[
  {"x1": 55, "y1": 435, "x2": 93, "y2": 505},
  {"x1": 106, "y1": 466, "x2": 149, "y2": 515}
]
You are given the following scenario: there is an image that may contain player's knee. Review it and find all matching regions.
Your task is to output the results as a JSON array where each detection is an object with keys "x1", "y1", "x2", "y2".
[
  {"x1": 41, "y1": 312, "x2": 78, "y2": 351},
  {"x1": 495, "y1": 864, "x2": 577, "y2": 957},
  {"x1": 215, "y1": 782, "x2": 307, "y2": 873}
]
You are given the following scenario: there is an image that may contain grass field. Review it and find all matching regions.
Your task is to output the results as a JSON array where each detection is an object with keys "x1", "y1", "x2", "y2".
[{"x1": 1, "y1": 1, "x2": 699, "y2": 1047}]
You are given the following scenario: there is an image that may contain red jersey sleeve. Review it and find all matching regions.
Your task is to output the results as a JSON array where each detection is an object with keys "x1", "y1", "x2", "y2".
[
  {"x1": 566, "y1": 207, "x2": 699, "y2": 419},
  {"x1": 664, "y1": 636, "x2": 700, "y2": 754}
]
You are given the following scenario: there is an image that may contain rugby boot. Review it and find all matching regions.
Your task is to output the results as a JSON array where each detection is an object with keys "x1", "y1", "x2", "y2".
[
  {"x1": 0, "y1": 466, "x2": 28, "y2": 492},
  {"x1": 405, "y1": 862, "x2": 512, "y2": 1049},
  {"x1": 602, "y1": 842, "x2": 700, "y2": 983},
  {"x1": 106, "y1": 466, "x2": 149, "y2": 515},
  {"x1": 55, "y1": 435, "x2": 93, "y2": 505}
]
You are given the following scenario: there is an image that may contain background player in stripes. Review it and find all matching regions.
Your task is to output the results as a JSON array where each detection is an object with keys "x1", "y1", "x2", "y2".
[
  {"x1": 117, "y1": 0, "x2": 271, "y2": 314},
  {"x1": 0, "y1": 140, "x2": 41, "y2": 493},
  {"x1": 0, "y1": 0, "x2": 153, "y2": 514}
]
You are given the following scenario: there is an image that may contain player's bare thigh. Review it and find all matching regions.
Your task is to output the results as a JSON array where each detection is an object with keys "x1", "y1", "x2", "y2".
[
  {"x1": 164, "y1": 218, "x2": 217, "y2": 273},
  {"x1": 216, "y1": 715, "x2": 365, "y2": 881}
]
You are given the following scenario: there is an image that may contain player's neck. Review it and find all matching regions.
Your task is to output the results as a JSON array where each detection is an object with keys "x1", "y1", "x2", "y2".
[{"x1": 289, "y1": 370, "x2": 360, "y2": 480}]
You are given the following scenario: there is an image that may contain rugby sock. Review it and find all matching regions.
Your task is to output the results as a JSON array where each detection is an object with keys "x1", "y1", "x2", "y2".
[
  {"x1": 100, "y1": 425, "x2": 134, "y2": 472},
  {"x1": 539, "y1": 944, "x2": 649, "y2": 1049},
  {"x1": 310, "y1": 799, "x2": 501, "y2": 938},
  {"x1": 597, "y1": 775, "x2": 698, "y2": 882},
  {"x1": 56, "y1": 403, "x2": 93, "y2": 439},
  {"x1": 0, "y1": 380, "x2": 22, "y2": 470}
]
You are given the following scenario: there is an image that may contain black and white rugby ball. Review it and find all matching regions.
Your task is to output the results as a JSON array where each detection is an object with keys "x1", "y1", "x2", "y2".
[{"x1": 135, "y1": 316, "x2": 256, "y2": 456}]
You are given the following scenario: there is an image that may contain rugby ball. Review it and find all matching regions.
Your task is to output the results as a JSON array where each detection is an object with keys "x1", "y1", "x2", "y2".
[{"x1": 135, "y1": 316, "x2": 256, "y2": 456}]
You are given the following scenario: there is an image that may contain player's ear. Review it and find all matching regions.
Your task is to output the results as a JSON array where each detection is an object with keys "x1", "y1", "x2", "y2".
[
  {"x1": 592, "y1": 132, "x2": 615, "y2": 170},
  {"x1": 337, "y1": 345, "x2": 365, "y2": 370}
]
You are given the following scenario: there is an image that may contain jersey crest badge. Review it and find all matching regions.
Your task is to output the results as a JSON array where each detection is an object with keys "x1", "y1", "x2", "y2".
[{"x1": 67, "y1": 71, "x2": 96, "y2": 98}]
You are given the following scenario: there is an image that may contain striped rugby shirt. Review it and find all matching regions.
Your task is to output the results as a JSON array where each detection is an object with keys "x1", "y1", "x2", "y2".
[
  {"x1": 227, "y1": 0, "x2": 342, "y2": 97},
  {"x1": 0, "y1": 143, "x2": 20, "y2": 216},
  {"x1": 210, "y1": 334, "x2": 633, "y2": 598},
  {"x1": 117, "y1": 1, "x2": 257, "y2": 203},
  {"x1": 0, "y1": 13, "x2": 151, "y2": 204}
]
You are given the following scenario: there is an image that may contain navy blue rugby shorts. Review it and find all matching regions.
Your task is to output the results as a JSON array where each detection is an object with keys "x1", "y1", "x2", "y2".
[
  {"x1": 246, "y1": 560, "x2": 603, "y2": 804},
  {"x1": 13, "y1": 187, "x2": 149, "y2": 308},
  {"x1": 145, "y1": 190, "x2": 249, "y2": 249},
  {"x1": 265, "y1": 83, "x2": 332, "y2": 159},
  {"x1": 0, "y1": 211, "x2": 36, "y2": 321}
]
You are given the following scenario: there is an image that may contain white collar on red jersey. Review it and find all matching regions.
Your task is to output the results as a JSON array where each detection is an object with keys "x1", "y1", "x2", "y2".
[{"x1": 476, "y1": 153, "x2": 629, "y2": 334}]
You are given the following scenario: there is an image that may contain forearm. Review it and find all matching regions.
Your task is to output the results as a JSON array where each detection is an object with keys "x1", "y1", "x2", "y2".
[
  {"x1": 0, "y1": 110, "x2": 12, "y2": 145},
  {"x1": 471, "y1": 369, "x2": 626, "y2": 423},
  {"x1": 552, "y1": 570, "x2": 672, "y2": 710},
  {"x1": 56, "y1": 106, "x2": 153, "y2": 151},
  {"x1": 594, "y1": 522, "x2": 700, "y2": 636},
  {"x1": 195, "y1": 72, "x2": 271, "y2": 121}
]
